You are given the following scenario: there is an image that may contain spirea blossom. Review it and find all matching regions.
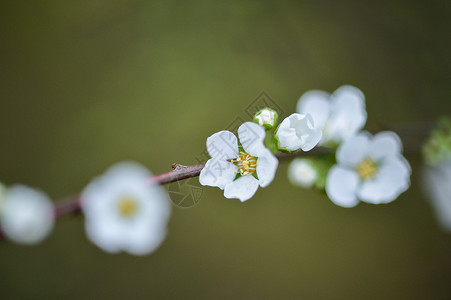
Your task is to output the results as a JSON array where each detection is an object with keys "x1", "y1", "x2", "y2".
[
  {"x1": 81, "y1": 162, "x2": 171, "y2": 255},
  {"x1": 253, "y1": 107, "x2": 278, "y2": 130},
  {"x1": 423, "y1": 161, "x2": 451, "y2": 231},
  {"x1": 288, "y1": 158, "x2": 318, "y2": 188},
  {"x1": 297, "y1": 85, "x2": 367, "y2": 145},
  {"x1": 326, "y1": 131, "x2": 411, "y2": 207},
  {"x1": 275, "y1": 113, "x2": 322, "y2": 152},
  {"x1": 199, "y1": 122, "x2": 278, "y2": 202},
  {"x1": 0, "y1": 185, "x2": 54, "y2": 245}
]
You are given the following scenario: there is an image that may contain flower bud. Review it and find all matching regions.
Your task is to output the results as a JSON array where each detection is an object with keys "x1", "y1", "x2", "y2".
[
  {"x1": 253, "y1": 108, "x2": 278, "y2": 130},
  {"x1": 288, "y1": 158, "x2": 318, "y2": 188}
]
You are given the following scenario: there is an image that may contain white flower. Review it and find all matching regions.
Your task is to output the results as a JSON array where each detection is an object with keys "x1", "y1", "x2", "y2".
[
  {"x1": 326, "y1": 131, "x2": 411, "y2": 207},
  {"x1": 275, "y1": 113, "x2": 322, "y2": 152},
  {"x1": 288, "y1": 158, "x2": 318, "y2": 188},
  {"x1": 422, "y1": 161, "x2": 451, "y2": 231},
  {"x1": 81, "y1": 162, "x2": 171, "y2": 255},
  {"x1": 297, "y1": 85, "x2": 367, "y2": 145},
  {"x1": 199, "y1": 122, "x2": 278, "y2": 202},
  {"x1": 0, "y1": 185, "x2": 54, "y2": 245},
  {"x1": 254, "y1": 108, "x2": 277, "y2": 129}
]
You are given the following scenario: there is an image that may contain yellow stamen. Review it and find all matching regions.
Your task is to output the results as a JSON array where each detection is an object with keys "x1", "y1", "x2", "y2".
[
  {"x1": 230, "y1": 151, "x2": 258, "y2": 176},
  {"x1": 357, "y1": 159, "x2": 377, "y2": 180},
  {"x1": 117, "y1": 196, "x2": 138, "y2": 217}
]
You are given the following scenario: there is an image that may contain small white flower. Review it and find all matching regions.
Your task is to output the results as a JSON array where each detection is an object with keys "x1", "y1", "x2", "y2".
[
  {"x1": 199, "y1": 122, "x2": 278, "y2": 202},
  {"x1": 275, "y1": 113, "x2": 322, "y2": 152},
  {"x1": 288, "y1": 158, "x2": 318, "y2": 188},
  {"x1": 297, "y1": 85, "x2": 367, "y2": 145},
  {"x1": 254, "y1": 108, "x2": 277, "y2": 130},
  {"x1": 326, "y1": 131, "x2": 411, "y2": 207},
  {"x1": 0, "y1": 185, "x2": 54, "y2": 245},
  {"x1": 81, "y1": 162, "x2": 171, "y2": 255},
  {"x1": 422, "y1": 161, "x2": 451, "y2": 231}
]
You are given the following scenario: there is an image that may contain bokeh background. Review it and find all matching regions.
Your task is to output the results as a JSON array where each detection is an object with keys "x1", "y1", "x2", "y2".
[{"x1": 1, "y1": 1, "x2": 451, "y2": 299}]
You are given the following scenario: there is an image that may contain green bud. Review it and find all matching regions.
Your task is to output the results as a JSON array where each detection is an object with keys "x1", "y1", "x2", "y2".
[
  {"x1": 423, "y1": 116, "x2": 451, "y2": 165},
  {"x1": 253, "y1": 108, "x2": 278, "y2": 130}
]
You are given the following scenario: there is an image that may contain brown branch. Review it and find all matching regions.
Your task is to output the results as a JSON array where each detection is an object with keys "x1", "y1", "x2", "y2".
[{"x1": 51, "y1": 147, "x2": 331, "y2": 220}]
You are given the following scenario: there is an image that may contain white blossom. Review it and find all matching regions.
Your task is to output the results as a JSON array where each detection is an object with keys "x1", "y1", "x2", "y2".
[
  {"x1": 326, "y1": 131, "x2": 411, "y2": 207},
  {"x1": 275, "y1": 113, "x2": 322, "y2": 152},
  {"x1": 423, "y1": 161, "x2": 451, "y2": 231},
  {"x1": 288, "y1": 158, "x2": 318, "y2": 188},
  {"x1": 81, "y1": 162, "x2": 171, "y2": 255},
  {"x1": 199, "y1": 122, "x2": 278, "y2": 202},
  {"x1": 0, "y1": 185, "x2": 54, "y2": 245},
  {"x1": 254, "y1": 108, "x2": 277, "y2": 129},
  {"x1": 297, "y1": 85, "x2": 367, "y2": 145}
]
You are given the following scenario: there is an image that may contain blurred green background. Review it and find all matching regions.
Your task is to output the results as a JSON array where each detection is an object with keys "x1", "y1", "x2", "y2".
[{"x1": 1, "y1": 0, "x2": 451, "y2": 299}]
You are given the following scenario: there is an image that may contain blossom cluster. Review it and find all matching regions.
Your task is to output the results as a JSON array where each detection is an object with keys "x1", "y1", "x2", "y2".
[
  {"x1": 0, "y1": 84, "x2": 418, "y2": 256},
  {"x1": 200, "y1": 85, "x2": 411, "y2": 208}
]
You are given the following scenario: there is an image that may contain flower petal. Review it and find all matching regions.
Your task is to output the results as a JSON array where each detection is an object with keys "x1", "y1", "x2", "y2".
[
  {"x1": 124, "y1": 220, "x2": 168, "y2": 255},
  {"x1": 368, "y1": 131, "x2": 402, "y2": 162},
  {"x1": 423, "y1": 162, "x2": 451, "y2": 231},
  {"x1": 256, "y1": 149, "x2": 279, "y2": 187},
  {"x1": 358, "y1": 155, "x2": 411, "y2": 204},
  {"x1": 325, "y1": 85, "x2": 367, "y2": 143},
  {"x1": 336, "y1": 132, "x2": 371, "y2": 168},
  {"x1": 326, "y1": 166, "x2": 360, "y2": 207},
  {"x1": 238, "y1": 122, "x2": 266, "y2": 157},
  {"x1": 206, "y1": 130, "x2": 238, "y2": 160},
  {"x1": 199, "y1": 158, "x2": 237, "y2": 190},
  {"x1": 224, "y1": 175, "x2": 259, "y2": 202},
  {"x1": 297, "y1": 90, "x2": 331, "y2": 129}
]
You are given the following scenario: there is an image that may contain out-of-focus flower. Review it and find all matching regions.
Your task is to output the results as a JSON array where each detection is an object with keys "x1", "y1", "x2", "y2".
[
  {"x1": 297, "y1": 85, "x2": 367, "y2": 146},
  {"x1": 422, "y1": 116, "x2": 451, "y2": 166},
  {"x1": 275, "y1": 113, "x2": 322, "y2": 153},
  {"x1": 0, "y1": 185, "x2": 54, "y2": 245},
  {"x1": 326, "y1": 131, "x2": 411, "y2": 207},
  {"x1": 288, "y1": 158, "x2": 318, "y2": 188},
  {"x1": 421, "y1": 116, "x2": 451, "y2": 231},
  {"x1": 199, "y1": 122, "x2": 278, "y2": 202},
  {"x1": 81, "y1": 162, "x2": 171, "y2": 255},
  {"x1": 253, "y1": 107, "x2": 278, "y2": 130},
  {"x1": 423, "y1": 161, "x2": 451, "y2": 231}
]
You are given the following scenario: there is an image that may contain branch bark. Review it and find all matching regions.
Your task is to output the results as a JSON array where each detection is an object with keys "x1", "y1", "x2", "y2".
[{"x1": 51, "y1": 147, "x2": 331, "y2": 220}]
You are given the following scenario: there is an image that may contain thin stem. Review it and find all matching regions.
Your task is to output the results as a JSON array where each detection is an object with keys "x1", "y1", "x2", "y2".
[{"x1": 51, "y1": 147, "x2": 331, "y2": 220}]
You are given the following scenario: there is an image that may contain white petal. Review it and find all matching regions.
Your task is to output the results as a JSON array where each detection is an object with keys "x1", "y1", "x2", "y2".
[
  {"x1": 336, "y1": 132, "x2": 371, "y2": 168},
  {"x1": 125, "y1": 220, "x2": 168, "y2": 255},
  {"x1": 299, "y1": 114, "x2": 323, "y2": 151},
  {"x1": 423, "y1": 162, "x2": 451, "y2": 231},
  {"x1": 368, "y1": 131, "x2": 403, "y2": 162},
  {"x1": 238, "y1": 122, "x2": 266, "y2": 157},
  {"x1": 358, "y1": 155, "x2": 411, "y2": 204},
  {"x1": 224, "y1": 175, "x2": 260, "y2": 202},
  {"x1": 326, "y1": 85, "x2": 367, "y2": 143},
  {"x1": 199, "y1": 158, "x2": 237, "y2": 190},
  {"x1": 256, "y1": 149, "x2": 279, "y2": 187},
  {"x1": 84, "y1": 219, "x2": 123, "y2": 253},
  {"x1": 206, "y1": 130, "x2": 238, "y2": 160},
  {"x1": 297, "y1": 90, "x2": 331, "y2": 129},
  {"x1": 326, "y1": 166, "x2": 360, "y2": 207}
]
